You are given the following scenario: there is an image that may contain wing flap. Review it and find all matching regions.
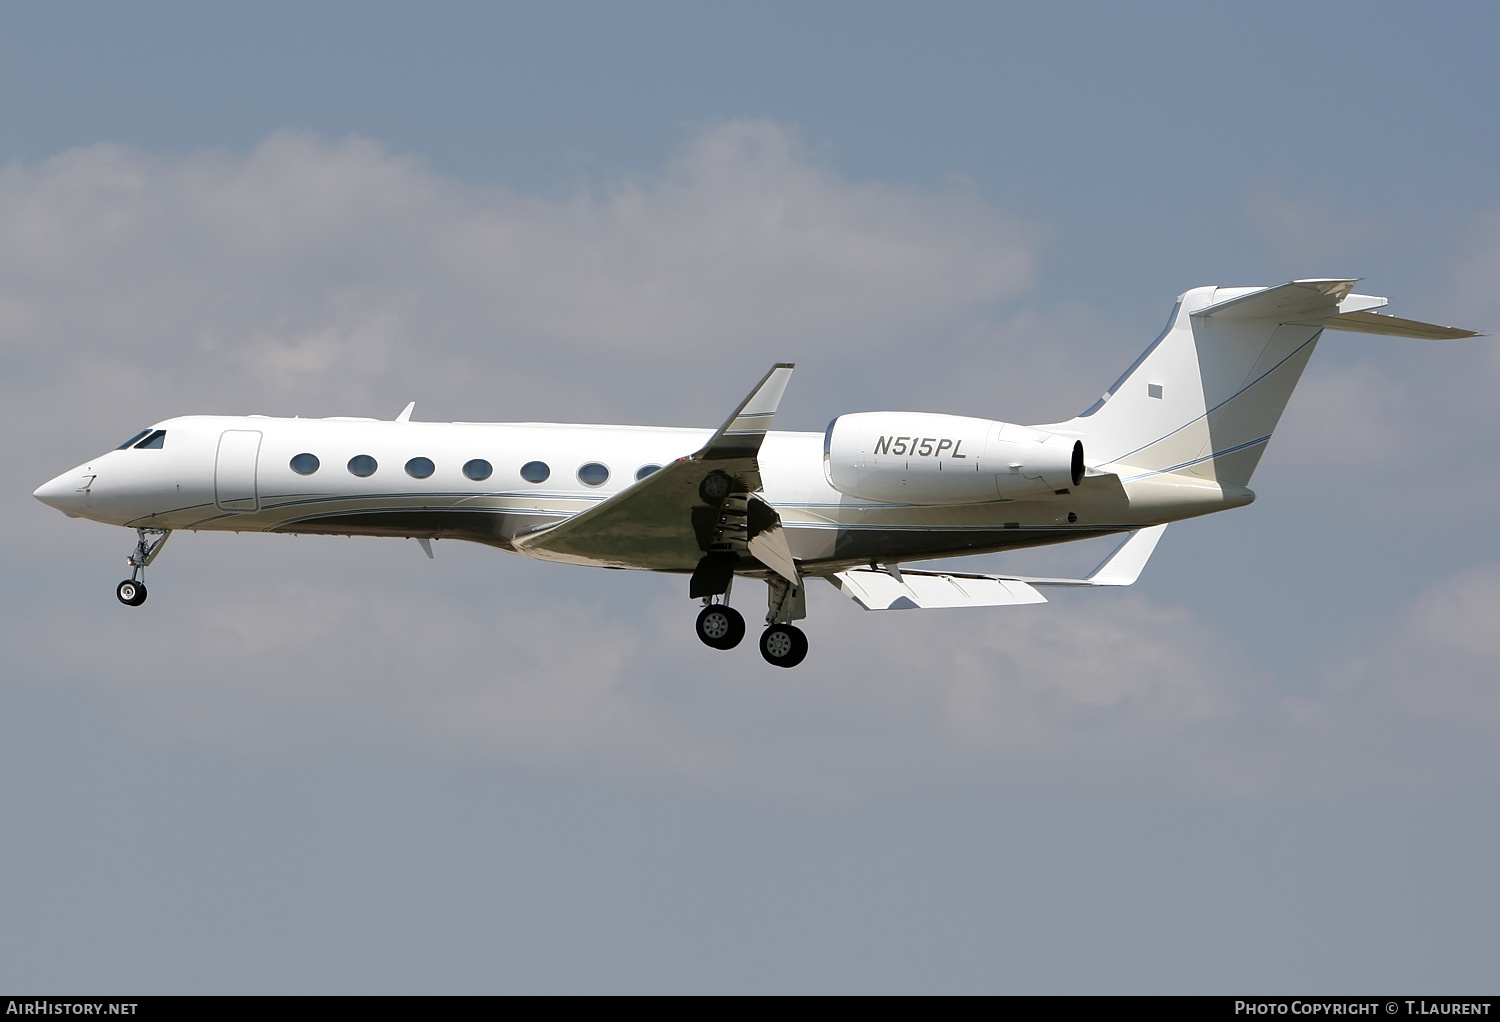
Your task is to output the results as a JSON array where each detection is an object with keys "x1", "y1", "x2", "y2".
[
  {"x1": 828, "y1": 569, "x2": 1046, "y2": 611},
  {"x1": 745, "y1": 495, "x2": 799, "y2": 584}
]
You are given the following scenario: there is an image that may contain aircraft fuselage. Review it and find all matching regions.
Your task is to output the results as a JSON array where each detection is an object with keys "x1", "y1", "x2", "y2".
[{"x1": 33, "y1": 413, "x2": 1247, "y2": 573}]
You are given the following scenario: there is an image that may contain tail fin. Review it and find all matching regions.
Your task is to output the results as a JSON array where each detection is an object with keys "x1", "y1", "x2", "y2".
[{"x1": 1043, "y1": 279, "x2": 1475, "y2": 488}]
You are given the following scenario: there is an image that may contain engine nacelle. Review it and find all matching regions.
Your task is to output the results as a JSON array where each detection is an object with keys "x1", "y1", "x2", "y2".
[{"x1": 823, "y1": 411, "x2": 1083, "y2": 505}]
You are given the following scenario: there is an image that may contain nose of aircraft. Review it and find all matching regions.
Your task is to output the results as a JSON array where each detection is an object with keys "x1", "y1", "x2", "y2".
[{"x1": 33, "y1": 469, "x2": 92, "y2": 517}]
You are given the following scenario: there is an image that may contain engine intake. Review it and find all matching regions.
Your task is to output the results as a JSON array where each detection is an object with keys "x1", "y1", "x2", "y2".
[{"x1": 823, "y1": 411, "x2": 1083, "y2": 505}]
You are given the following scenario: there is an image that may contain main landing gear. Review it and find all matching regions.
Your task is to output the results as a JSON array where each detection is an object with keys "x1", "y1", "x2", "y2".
[
  {"x1": 692, "y1": 575, "x2": 810, "y2": 668},
  {"x1": 758, "y1": 574, "x2": 808, "y2": 668},
  {"x1": 758, "y1": 623, "x2": 808, "y2": 668},
  {"x1": 695, "y1": 603, "x2": 747, "y2": 650},
  {"x1": 116, "y1": 527, "x2": 170, "y2": 607},
  {"x1": 690, "y1": 475, "x2": 811, "y2": 668}
]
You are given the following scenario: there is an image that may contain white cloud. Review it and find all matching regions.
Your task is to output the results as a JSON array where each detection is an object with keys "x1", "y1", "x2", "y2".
[
  {"x1": 16, "y1": 539, "x2": 1491, "y2": 803},
  {"x1": 0, "y1": 123, "x2": 1036, "y2": 429},
  {"x1": 22, "y1": 552, "x2": 1487, "y2": 802},
  {"x1": 6, "y1": 123, "x2": 1500, "y2": 804},
  {"x1": 1263, "y1": 564, "x2": 1500, "y2": 793},
  {"x1": 6, "y1": 563, "x2": 1258, "y2": 801}
]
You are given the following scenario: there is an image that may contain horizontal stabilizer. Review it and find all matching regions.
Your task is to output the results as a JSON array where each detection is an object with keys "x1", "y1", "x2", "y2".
[
  {"x1": 1194, "y1": 279, "x2": 1357, "y2": 321},
  {"x1": 1320, "y1": 310, "x2": 1481, "y2": 340}
]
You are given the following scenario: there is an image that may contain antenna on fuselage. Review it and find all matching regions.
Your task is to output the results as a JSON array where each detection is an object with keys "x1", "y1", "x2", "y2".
[{"x1": 394, "y1": 401, "x2": 415, "y2": 423}]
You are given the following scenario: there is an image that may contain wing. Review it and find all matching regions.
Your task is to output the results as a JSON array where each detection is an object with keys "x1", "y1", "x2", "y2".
[
  {"x1": 512, "y1": 364, "x2": 795, "y2": 573},
  {"x1": 827, "y1": 525, "x2": 1167, "y2": 610}
]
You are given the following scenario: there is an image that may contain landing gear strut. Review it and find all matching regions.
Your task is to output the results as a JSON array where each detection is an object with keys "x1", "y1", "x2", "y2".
[
  {"x1": 116, "y1": 527, "x2": 169, "y2": 607},
  {"x1": 758, "y1": 575, "x2": 809, "y2": 667}
]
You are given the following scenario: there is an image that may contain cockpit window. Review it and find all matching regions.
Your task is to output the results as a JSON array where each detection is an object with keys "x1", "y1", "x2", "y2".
[
  {"x1": 134, "y1": 430, "x2": 167, "y2": 449},
  {"x1": 117, "y1": 430, "x2": 152, "y2": 450}
]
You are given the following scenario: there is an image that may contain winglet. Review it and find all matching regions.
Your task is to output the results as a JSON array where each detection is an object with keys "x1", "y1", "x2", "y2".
[
  {"x1": 1083, "y1": 524, "x2": 1167, "y2": 585},
  {"x1": 698, "y1": 364, "x2": 794, "y2": 461},
  {"x1": 984, "y1": 523, "x2": 1170, "y2": 588}
]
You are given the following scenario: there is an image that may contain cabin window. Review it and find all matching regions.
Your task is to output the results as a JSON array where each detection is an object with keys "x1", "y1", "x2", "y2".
[
  {"x1": 578, "y1": 462, "x2": 610, "y2": 486},
  {"x1": 405, "y1": 457, "x2": 435, "y2": 479},
  {"x1": 635, "y1": 464, "x2": 662, "y2": 482},
  {"x1": 290, "y1": 453, "x2": 320, "y2": 475},
  {"x1": 117, "y1": 430, "x2": 152, "y2": 450},
  {"x1": 520, "y1": 461, "x2": 550, "y2": 483},
  {"x1": 463, "y1": 459, "x2": 493, "y2": 481},
  {"x1": 348, "y1": 455, "x2": 378, "y2": 477},
  {"x1": 134, "y1": 430, "x2": 167, "y2": 449}
]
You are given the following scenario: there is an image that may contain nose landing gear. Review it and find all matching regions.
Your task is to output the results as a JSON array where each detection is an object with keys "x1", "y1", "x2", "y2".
[{"x1": 115, "y1": 527, "x2": 170, "y2": 607}]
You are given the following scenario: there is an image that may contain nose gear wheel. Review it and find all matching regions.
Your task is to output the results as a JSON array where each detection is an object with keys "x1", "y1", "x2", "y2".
[{"x1": 115, "y1": 579, "x2": 148, "y2": 606}]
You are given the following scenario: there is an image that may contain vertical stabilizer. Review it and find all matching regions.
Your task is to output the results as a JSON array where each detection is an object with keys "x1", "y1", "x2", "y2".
[{"x1": 1045, "y1": 279, "x2": 1362, "y2": 487}]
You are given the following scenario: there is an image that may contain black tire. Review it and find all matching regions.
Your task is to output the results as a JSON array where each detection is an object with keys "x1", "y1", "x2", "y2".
[
  {"x1": 759, "y1": 624, "x2": 808, "y2": 668},
  {"x1": 696, "y1": 605, "x2": 746, "y2": 650},
  {"x1": 698, "y1": 470, "x2": 733, "y2": 505},
  {"x1": 116, "y1": 580, "x2": 147, "y2": 607}
]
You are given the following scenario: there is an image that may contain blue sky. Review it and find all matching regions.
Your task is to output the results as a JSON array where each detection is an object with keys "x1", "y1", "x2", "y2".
[{"x1": 3, "y1": 1, "x2": 1499, "y2": 992}]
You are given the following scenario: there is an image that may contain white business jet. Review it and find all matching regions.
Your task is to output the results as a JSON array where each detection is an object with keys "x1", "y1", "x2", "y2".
[{"x1": 34, "y1": 279, "x2": 1478, "y2": 667}]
